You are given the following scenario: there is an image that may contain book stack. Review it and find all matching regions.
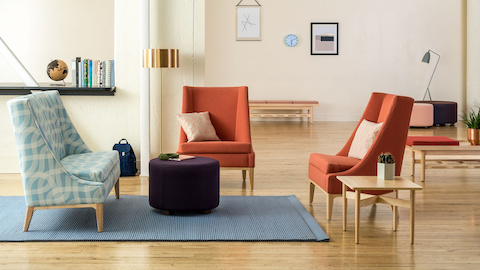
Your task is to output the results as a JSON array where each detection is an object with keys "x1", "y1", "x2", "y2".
[{"x1": 71, "y1": 57, "x2": 115, "y2": 88}]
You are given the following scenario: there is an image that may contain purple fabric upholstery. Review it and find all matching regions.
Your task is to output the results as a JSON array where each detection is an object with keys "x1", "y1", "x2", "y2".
[
  {"x1": 149, "y1": 156, "x2": 219, "y2": 212},
  {"x1": 415, "y1": 101, "x2": 457, "y2": 126}
]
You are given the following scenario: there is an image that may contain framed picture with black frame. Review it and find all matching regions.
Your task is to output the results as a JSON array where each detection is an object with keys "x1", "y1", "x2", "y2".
[{"x1": 311, "y1": 23, "x2": 338, "y2": 55}]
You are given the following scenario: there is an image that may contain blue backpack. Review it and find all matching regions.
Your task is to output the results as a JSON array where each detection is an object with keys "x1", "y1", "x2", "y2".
[{"x1": 113, "y1": 139, "x2": 138, "y2": 176}]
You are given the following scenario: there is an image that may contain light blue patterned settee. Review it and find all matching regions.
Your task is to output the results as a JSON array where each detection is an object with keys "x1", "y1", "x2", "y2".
[{"x1": 7, "y1": 90, "x2": 120, "y2": 232}]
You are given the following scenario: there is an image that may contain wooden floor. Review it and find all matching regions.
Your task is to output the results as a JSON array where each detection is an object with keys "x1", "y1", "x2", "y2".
[{"x1": 1, "y1": 122, "x2": 479, "y2": 269}]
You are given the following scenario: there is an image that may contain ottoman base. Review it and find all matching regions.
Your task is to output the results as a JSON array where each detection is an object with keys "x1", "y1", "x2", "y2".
[
  {"x1": 149, "y1": 156, "x2": 220, "y2": 213},
  {"x1": 161, "y1": 209, "x2": 212, "y2": 215}
]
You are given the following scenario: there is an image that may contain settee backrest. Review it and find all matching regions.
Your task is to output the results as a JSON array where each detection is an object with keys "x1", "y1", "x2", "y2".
[
  {"x1": 8, "y1": 91, "x2": 90, "y2": 166},
  {"x1": 26, "y1": 91, "x2": 67, "y2": 159}
]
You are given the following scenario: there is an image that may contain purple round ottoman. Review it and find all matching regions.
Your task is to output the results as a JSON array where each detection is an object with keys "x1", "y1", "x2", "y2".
[
  {"x1": 415, "y1": 101, "x2": 457, "y2": 126},
  {"x1": 149, "y1": 156, "x2": 219, "y2": 215}
]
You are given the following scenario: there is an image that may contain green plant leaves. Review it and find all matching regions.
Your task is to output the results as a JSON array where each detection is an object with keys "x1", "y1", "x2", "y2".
[
  {"x1": 158, "y1": 153, "x2": 179, "y2": 160},
  {"x1": 377, "y1": 152, "x2": 395, "y2": 164},
  {"x1": 460, "y1": 107, "x2": 480, "y2": 129}
]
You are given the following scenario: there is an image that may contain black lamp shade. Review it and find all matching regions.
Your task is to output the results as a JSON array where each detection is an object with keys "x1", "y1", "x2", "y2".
[{"x1": 422, "y1": 51, "x2": 431, "y2": 63}]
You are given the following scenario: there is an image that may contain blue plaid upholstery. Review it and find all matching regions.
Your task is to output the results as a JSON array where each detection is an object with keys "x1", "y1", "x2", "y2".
[
  {"x1": 61, "y1": 151, "x2": 119, "y2": 182},
  {"x1": 7, "y1": 91, "x2": 120, "y2": 207}
]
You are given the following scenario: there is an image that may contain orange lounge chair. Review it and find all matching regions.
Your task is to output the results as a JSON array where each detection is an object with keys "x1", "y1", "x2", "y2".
[
  {"x1": 309, "y1": 92, "x2": 414, "y2": 220},
  {"x1": 177, "y1": 86, "x2": 255, "y2": 190}
]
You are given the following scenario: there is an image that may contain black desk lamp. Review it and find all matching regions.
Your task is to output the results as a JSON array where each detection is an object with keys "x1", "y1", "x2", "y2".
[{"x1": 421, "y1": 50, "x2": 440, "y2": 101}]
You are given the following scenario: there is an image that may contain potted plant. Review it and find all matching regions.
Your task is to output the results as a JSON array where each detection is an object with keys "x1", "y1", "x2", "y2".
[
  {"x1": 460, "y1": 107, "x2": 480, "y2": 145},
  {"x1": 377, "y1": 152, "x2": 395, "y2": 180}
]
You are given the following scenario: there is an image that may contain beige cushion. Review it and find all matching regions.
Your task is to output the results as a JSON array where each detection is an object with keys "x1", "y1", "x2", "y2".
[
  {"x1": 177, "y1": 112, "x2": 220, "y2": 142},
  {"x1": 348, "y1": 119, "x2": 383, "y2": 159}
]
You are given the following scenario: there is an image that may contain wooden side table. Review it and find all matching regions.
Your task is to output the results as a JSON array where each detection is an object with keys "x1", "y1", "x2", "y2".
[{"x1": 337, "y1": 176, "x2": 423, "y2": 244}]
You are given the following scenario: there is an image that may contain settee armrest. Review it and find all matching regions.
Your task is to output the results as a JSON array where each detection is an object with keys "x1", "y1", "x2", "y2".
[{"x1": 234, "y1": 86, "x2": 252, "y2": 143}]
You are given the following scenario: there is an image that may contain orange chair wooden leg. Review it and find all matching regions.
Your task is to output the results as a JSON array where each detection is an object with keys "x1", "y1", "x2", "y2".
[
  {"x1": 326, "y1": 194, "x2": 335, "y2": 221},
  {"x1": 309, "y1": 182, "x2": 315, "y2": 204},
  {"x1": 248, "y1": 168, "x2": 254, "y2": 190}
]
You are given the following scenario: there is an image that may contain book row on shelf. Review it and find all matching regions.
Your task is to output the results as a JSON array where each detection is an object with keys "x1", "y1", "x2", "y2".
[{"x1": 71, "y1": 57, "x2": 115, "y2": 88}]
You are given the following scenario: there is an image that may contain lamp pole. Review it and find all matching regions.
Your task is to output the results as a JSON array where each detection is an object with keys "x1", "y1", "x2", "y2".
[{"x1": 423, "y1": 50, "x2": 440, "y2": 101}]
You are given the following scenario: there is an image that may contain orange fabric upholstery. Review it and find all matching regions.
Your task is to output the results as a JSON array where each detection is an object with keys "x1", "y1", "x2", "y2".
[
  {"x1": 177, "y1": 86, "x2": 255, "y2": 188},
  {"x1": 181, "y1": 141, "x2": 252, "y2": 154},
  {"x1": 309, "y1": 92, "x2": 414, "y2": 219},
  {"x1": 309, "y1": 153, "x2": 360, "y2": 175}
]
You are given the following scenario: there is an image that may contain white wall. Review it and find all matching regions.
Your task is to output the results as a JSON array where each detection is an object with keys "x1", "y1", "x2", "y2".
[
  {"x1": 0, "y1": 0, "x2": 114, "y2": 83},
  {"x1": 205, "y1": 0, "x2": 465, "y2": 121},
  {"x1": 0, "y1": 0, "x2": 140, "y2": 173},
  {"x1": 0, "y1": 0, "x2": 467, "y2": 173},
  {"x1": 149, "y1": 0, "x2": 205, "y2": 156},
  {"x1": 467, "y1": 0, "x2": 480, "y2": 111},
  {"x1": 0, "y1": 0, "x2": 202, "y2": 173}
]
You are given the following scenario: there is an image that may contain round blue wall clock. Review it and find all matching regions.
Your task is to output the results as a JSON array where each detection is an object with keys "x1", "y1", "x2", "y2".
[{"x1": 284, "y1": 34, "x2": 298, "y2": 47}]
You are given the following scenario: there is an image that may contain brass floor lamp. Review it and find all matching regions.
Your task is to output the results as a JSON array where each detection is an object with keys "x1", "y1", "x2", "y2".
[{"x1": 143, "y1": 49, "x2": 179, "y2": 153}]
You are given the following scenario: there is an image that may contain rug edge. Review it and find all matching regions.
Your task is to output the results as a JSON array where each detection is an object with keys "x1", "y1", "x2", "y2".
[{"x1": 287, "y1": 195, "x2": 330, "y2": 242}]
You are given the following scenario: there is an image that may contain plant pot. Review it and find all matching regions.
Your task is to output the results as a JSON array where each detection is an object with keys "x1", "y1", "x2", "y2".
[
  {"x1": 377, "y1": 163, "x2": 395, "y2": 180},
  {"x1": 467, "y1": 128, "x2": 480, "y2": 145}
]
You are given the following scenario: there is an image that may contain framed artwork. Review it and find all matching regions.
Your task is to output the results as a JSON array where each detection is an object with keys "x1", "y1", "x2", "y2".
[
  {"x1": 236, "y1": 6, "x2": 261, "y2": 41},
  {"x1": 311, "y1": 23, "x2": 338, "y2": 55}
]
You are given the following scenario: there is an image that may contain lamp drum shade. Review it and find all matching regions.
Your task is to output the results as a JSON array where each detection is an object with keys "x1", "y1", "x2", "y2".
[{"x1": 143, "y1": 49, "x2": 179, "y2": 68}]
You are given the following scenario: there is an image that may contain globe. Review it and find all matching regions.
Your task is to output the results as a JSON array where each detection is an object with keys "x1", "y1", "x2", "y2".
[{"x1": 46, "y1": 59, "x2": 68, "y2": 81}]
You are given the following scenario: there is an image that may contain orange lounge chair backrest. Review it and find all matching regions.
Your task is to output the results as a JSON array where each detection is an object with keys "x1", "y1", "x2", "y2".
[
  {"x1": 180, "y1": 86, "x2": 251, "y2": 142},
  {"x1": 338, "y1": 92, "x2": 414, "y2": 173}
]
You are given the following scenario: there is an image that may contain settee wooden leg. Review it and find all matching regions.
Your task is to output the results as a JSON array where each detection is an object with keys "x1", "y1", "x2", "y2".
[
  {"x1": 95, "y1": 204, "x2": 104, "y2": 232},
  {"x1": 309, "y1": 182, "x2": 315, "y2": 204},
  {"x1": 114, "y1": 178, "x2": 120, "y2": 199},
  {"x1": 23, "y1": 207, "x2": 34, "y2": 232},
  {"x1": 242, "y1": 170, "x2": 247, "y2": 181},
  {"x1": 249, "y1": 168, "x2": 254, "y2": 190}
]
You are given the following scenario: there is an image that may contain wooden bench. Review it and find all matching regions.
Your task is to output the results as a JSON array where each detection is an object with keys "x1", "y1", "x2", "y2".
[
  {"x1": 406, "y1": 136, "x2": 480, "y2": 181},
  {"x1": 249, "y1": 100, "x2": 319, "y2": 124}
]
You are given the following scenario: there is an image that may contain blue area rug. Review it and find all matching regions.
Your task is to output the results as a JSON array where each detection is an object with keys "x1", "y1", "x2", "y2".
[{"x1": 0, "y1": 195, "x2": 328, "y2": 242}]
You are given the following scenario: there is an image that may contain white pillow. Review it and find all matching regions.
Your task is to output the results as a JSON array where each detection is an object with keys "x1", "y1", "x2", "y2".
[
  {"x1": 348, "y1": 119, "x2": 383, "y2": 159},
  {"x1": 177, "y1": 111, "x2": 220, "y2": 142}
]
